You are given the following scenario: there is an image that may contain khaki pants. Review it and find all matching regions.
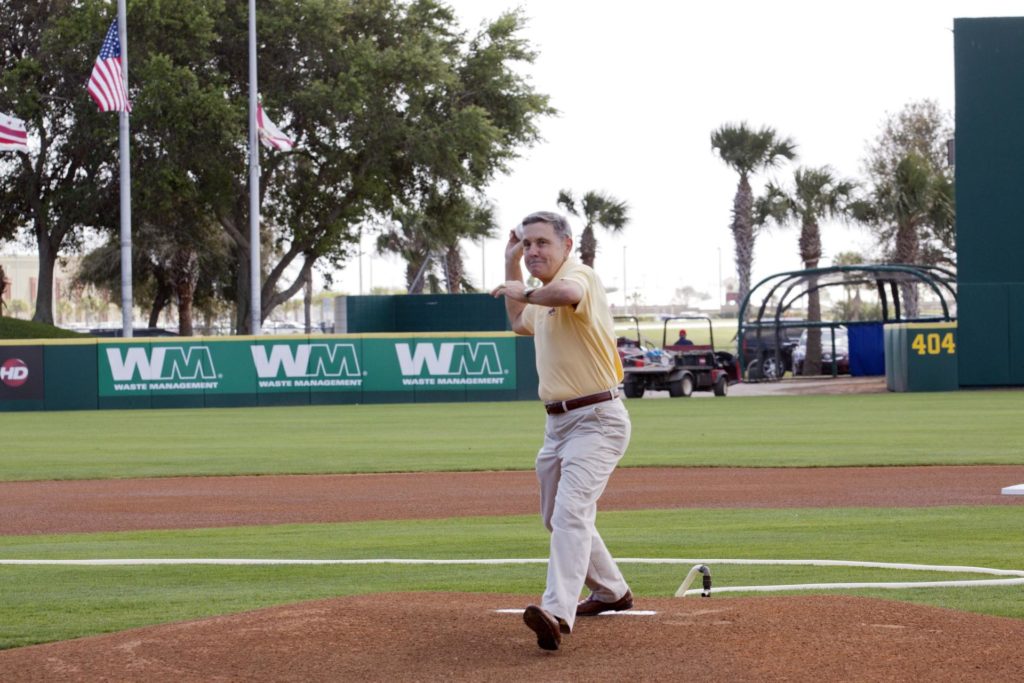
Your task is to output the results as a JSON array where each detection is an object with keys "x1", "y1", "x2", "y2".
[{"x1": 535, "y1": 397, "x2": 631, "y2": 630}]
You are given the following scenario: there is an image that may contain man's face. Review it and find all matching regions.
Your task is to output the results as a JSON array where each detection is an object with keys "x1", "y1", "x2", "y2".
[{"x1": 522, "y1": 221, "x2": 572, "y2": 283}]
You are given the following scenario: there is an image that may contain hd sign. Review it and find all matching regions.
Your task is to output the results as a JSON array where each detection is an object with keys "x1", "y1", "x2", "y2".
[
  {"x1": 0, "y1": 346, "x2": 44, "y2": 401},
  {"x1": 97, "y1": 336, "x2": 516, "y2": 397}
]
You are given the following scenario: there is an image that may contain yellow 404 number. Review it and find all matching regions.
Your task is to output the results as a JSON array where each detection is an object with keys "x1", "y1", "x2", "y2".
[{"x1": 911, "y1": 332, "x2": 956, "y2": 356}]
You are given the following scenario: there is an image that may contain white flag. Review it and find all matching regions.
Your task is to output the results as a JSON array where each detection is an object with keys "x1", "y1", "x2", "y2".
[
  {"x1": 257, "y1": 102, "x2": 294, "y2": 152},
  {"x1": 0, "y1": 112, "x2": 30, "y2": 153}
]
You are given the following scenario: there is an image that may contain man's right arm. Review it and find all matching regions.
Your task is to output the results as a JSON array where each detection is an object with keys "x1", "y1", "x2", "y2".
[
  {"x1": 504, "y1": 259, "x2": 531, "y2": 335},
  {"x1": 489, "y1": 229, "x2": 531, "y2": 335}
]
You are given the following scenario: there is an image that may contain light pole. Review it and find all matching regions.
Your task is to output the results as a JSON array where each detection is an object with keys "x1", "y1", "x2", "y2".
[
  {"x1": 622, "y1": 246, "x2": 627, "y2": 307},
  {"x1": 717, "y1": 246, "x2": 723, "y2": 308}
]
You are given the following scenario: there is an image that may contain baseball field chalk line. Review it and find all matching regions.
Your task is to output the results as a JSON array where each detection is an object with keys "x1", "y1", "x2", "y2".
[{"x1": 2, "y1": 557, "x2": 1023, "y2": 595}]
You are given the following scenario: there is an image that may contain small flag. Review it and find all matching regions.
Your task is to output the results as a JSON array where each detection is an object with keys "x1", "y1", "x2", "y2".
[
  {"x1": 257, "y1": 102, "x2": 295, "y2": 152},
  {"x1": 0, "y1": 112, "x2": 29, "y2": 153},
  {"x1": 88, "y1": 20, "x2": 131, "y2": 113}
]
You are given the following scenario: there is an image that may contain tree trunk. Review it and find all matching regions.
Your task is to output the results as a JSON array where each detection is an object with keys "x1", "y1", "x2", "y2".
[
  {"x1": 0, "y1": 264, "x2": 7, "y2": 317},
  {"x1": 303, "y1": 271, "x2": 312, "y2": 333},
  {"x1": 173, "y1": 250, "x2": 199, "y2": 337},
  {"x1": 895, "y1": 219, "x2": 920, "y2": 318},
  {"x1": 234, "y1": 240, "x2": 254, "y2": 334},
  {"x1": 147, "y1": 280, "x2": 173, "y2": 329},
  {"x1": 578, "y1": 225, "x2": 597, "y2": 268},
  {"x1": 445, "y1": 245, "x2": 463, "y2": 293},
  {"x1": 407, "y1": 257, "x2": 429, "y2": 294},
  {"x1": 800, "y1": 219, "x2": 823, "y2": 375},
  {"x1": 731, "y1": 176, "x2": 755, "y2": 308},
  {"x1": 31, "y1": 234, "x2": 57, "y2": 325}
]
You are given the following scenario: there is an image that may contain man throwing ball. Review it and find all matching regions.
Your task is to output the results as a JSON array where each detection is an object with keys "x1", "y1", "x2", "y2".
[{"x1": 491, "y1": 211, "x2": 633, "y2": 651}]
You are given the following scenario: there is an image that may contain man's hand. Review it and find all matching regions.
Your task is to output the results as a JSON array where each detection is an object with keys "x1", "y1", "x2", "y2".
[
  {"x1": 490, "y1": 280, "x2": 528, "y2": 302},
  {"x1": 504, "y1": 227, "x2": 525, "y2": 264}
]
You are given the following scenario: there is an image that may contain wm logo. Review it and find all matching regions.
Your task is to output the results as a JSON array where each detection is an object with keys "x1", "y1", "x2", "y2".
[
  {"x1": 106, "y1": 347, "x2": 216, "y2": 381},
  {"x1": 251, "y1": 344, "x2": 361, "y2": 378},
  {"x1": 395, "y1": 342, "x2": 503, "y2": 376}
]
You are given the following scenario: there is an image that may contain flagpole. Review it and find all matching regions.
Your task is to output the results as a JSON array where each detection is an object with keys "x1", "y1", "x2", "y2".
[
  {"x1": 117, "y1": 0, "x2": 133, "y2": 338},
  {"x1": 248, "y1": 0, "x2": 261, "y2": 336}
]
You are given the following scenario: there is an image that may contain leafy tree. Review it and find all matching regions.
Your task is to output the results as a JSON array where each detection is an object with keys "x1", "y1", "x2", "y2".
[
  {"x1": 433, "y1": 195, "x2": 497, "y2": 293},
  {"x1": 555, "y1": 189, "x2": 629, "y2": 268},
  {"x1": 756, "y1": 166, "x2": 857, "y2": 375},
  {"x1": 0, "y1": 0, "x2": 120, "y2": 325},
  {"x1": 855, "y1": 100, "x2": 955, "y2": 317},
  {"x1": 376, "y1": 191, "x2": 496, "y2": 294},
  {"x1": 671, "y1": 285, "x2": 710, "y2": 309},
  {"x1": 3, "y1": 0, "x2": 552, "y2": 332},
  {"x1": 209, "y1": 1, "x2": 552, "y2": 331},
  {"x1": 710, "y1": 122, "x2": 797, "y2": 307}
]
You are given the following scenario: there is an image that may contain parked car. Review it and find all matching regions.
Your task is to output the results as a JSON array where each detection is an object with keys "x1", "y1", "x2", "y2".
[
  {"x1": 741, "y1": 326, "x2": 803, "y2": 380},
  {"x1": 792, "y1": 327, "x2": 849, "y2": 375}
]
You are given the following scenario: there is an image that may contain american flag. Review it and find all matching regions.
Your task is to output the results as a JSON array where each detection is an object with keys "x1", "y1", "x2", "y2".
[
  {"x1": 257, "y1": 103, "x2": 295, "y2": 152},
  {"x1": 0, "y1": 112, "x2": 29, "y2": 153},
  {"x1": 87, "y1": 20, "x2": 131, "y2": 113}
]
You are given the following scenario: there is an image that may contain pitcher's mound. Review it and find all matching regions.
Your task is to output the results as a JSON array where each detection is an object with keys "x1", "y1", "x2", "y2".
[{"x1": 2, "y1": 593, "x2": 1022, "y2": 681}]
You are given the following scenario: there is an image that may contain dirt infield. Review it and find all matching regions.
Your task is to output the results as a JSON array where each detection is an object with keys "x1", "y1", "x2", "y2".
[
  {"x1": 3, "y1": 593, "x2": 1024, "y2": 682},
  {"x1": 2, "y1": 465, "x2": 1023, "y2": 680},
  {"x1": 2, "y1": 465, "x2": 1022, "y2": 535}
]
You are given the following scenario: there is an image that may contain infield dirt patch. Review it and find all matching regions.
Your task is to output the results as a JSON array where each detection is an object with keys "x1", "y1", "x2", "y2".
[
  {"x1": 2, "y1": 462, "x2": 1023, "y2": 680},
  {"x1": 2, "y1": 593, "x2": 1023, "y2": 682},
  {"x1": 1, "y1": 465, "x2": 1022, "y2": 535}
]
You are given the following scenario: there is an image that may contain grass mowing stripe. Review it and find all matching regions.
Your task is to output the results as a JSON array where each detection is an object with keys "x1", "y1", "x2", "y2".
[
  {"x1": 2, "y1": 507, "x2": 1021, "y2": 568},
  {"x1": 2, "y1": 391, "x2": 1023, "y2": 480},
  {"x1": 2, "y1": 506, "x2": 1022, "y2": 649}
]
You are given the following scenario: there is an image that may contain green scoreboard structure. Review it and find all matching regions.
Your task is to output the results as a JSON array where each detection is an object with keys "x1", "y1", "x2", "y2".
[{"x1": 954, "y1": 17, "x2": 1024, "y2": 387}]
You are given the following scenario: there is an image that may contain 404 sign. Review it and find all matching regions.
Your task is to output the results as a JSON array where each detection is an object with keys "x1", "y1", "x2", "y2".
[{"x1": 910, "y1": 331, "x2": 956, "y2": 356}]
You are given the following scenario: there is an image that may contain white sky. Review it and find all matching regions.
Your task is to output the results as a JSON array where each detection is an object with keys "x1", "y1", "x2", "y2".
[{"x1": 335, "y1": 0, "x2": 1022, "y2": 307}]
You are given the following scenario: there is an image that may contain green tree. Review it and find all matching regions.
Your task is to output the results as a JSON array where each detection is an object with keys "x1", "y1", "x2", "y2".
[
  {"x1": 756, "y1": 166, "x2": 857, "y2": 375},
  {"x1": 855, "y1": 100, "x2": 955, "y2": 318},
  {"x1": 555, "y1": 189, "x2": 629, "y2": 268},
  {"x1": 710, "y1": 122, "x2": 797, "y2": 306},
  {"x1": 434, "y1": 195, "x2": 497, "y2": 293},
  {"x1": 376, "y1": 191, "x2": 496, "y2": 294},
  {"x1": 2, "y1": 0, "x2": 552, "y2": 333},
  {"x1": 828, "y1": 251, "x2": 881, "y2": 321},
  {"x1": 671, "y1": 285, "x2": 710, "y2": 309},
  {"x1": 209, "y1": 1, "x2": 552, "y2": 331},
  {"x1": 0, "y1": 0, "x2": 120, "y2": 325}
]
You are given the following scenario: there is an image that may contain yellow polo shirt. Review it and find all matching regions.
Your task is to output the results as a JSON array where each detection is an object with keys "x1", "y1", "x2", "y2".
[{"x1": 521, "y1": 259, "x2": 623, "y2": 402}]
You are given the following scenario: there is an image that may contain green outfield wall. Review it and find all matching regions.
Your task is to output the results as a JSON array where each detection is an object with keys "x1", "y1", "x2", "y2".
[
  {"x1": 0, "y1": 333, "x2": 539, "y2": 412},
  {"x1": 954, "y1": 17, "x2": 1024, "y2": 386}
]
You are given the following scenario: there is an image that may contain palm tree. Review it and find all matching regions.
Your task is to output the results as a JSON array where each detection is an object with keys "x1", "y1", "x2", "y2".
[
  {"x1": 756, "y1": 166, "x2": 857, "y2": 375},
  {"x1": 710, "y1": 123, "x2": 797, "y2": 306},
  {"x1": 853, "y1": 151, "x2": 954, "y2": 318},
  {"x1": 556, "y1": 190, "x2": 629, "y2": 268},
  {"x1": 434, "y1": 198, "x2": 498, "y2": 294},
  {"x1": 378, "y1": 193, "x2": 498, "y2": 294}
]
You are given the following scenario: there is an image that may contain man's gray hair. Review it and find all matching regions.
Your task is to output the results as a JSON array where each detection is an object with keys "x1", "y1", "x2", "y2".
[{"x1": 521, "y1": 211, "x2": 572, "y2": 240}]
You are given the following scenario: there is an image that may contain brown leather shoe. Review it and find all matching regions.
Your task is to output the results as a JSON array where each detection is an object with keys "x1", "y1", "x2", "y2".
[
  {"x1": 576, "y1": 589, "x2": 633, "y2": 617},
  {"x1": 523, "y1": 605, "x2": 562, "y2": 651}
]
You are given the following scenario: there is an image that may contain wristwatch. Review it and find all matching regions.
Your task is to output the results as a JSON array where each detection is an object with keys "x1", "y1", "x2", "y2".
[{"x1": 523, "y1": 287, "x2": 537, "y2": 299}]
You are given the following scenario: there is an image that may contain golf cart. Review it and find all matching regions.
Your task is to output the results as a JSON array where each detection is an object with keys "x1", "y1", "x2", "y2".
[{"x1": 616, "y1": 315, "x2": 740, "y2": 398}]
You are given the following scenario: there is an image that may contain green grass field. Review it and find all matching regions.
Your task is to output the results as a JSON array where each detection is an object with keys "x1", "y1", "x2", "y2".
[
  {"x1": 2, "y1": 391, "x2": 1022, "y2": 480},
  {"x1": 1, "y1": 391, "x2": 1023, "y2": 649}
]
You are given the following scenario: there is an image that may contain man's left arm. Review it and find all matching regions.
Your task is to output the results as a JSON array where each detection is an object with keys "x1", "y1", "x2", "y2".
[{"x1": 522, "y1": 279, "x2": 584, "y2": 308}]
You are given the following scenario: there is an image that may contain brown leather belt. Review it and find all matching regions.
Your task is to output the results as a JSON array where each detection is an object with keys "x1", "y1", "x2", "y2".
[{"x1": 544, "y1": 390, "x2": 618, "y2": 415}]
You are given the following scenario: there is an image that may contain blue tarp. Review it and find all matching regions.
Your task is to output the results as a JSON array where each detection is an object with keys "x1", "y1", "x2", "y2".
[{"x1": 848, "y1": 323, "x2": 885, "y2": 376}]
